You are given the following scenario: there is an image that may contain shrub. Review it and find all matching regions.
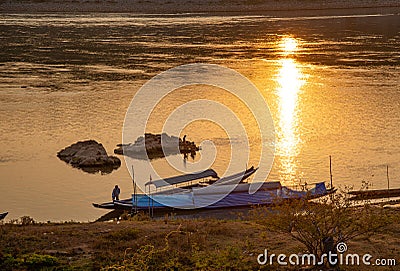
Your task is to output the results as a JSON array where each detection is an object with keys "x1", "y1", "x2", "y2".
[
  {"x1": 20, "y1": 216, "x2": 36, "y2": 226},
  {"x1": 0, "y1": 253, "x2": 18, "y2": 270},
  {"x1": 8, "y1": 216, "x2": 36, "y2": 226},
  {"x1": 250, "y1": 191, "x2": 392, "y2": 269},
  {"x1": 22, "y1": 253, "x2": 59, "y2": 269},
  {"x1": 107, "y1": 228, "x2": 140, "y2": 241}
]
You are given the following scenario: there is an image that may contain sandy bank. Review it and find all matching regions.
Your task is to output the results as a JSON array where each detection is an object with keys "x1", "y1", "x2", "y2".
[{"x1": 1, "y1": 0, "x2": 400, "y2": 14}]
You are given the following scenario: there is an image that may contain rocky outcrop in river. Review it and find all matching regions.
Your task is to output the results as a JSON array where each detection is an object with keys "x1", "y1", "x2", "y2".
[
  {"x1": 114, "y1": 133, "x2": 199, "y2": 160},
  {"x1": 57, "y1": 140, "x2": 121, "y2": 174}
]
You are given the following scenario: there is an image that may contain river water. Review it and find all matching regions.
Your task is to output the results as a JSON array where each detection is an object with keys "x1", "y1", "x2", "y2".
[{"x1": 0, "y1": 11, "x2": 399, "y2": 221}]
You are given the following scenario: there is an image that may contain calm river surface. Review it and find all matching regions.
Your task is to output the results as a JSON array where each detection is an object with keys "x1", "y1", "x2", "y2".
[{"x1": 0, "y1": 11, "x2": 399, "y2": 221}]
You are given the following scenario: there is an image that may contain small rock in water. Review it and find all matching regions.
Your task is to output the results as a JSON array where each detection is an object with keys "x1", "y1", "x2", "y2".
[{"x1": 57, "y1": 140, "x2": 121, "y2": 174}]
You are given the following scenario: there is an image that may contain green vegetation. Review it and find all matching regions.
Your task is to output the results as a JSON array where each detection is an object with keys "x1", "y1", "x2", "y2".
[{"x1": 0, "y1": 253, "x2": 59, "y2": 270}]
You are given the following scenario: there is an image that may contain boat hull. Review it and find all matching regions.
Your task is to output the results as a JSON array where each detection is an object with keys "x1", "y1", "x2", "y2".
[
  {"x1": 110, "y1": 182, "x2": 335, "y2": 211},
  {"x1": 0, "y1": 212, "x2": 8, "y2": 220},
  {"x1": 348, "y1": 188, "x2": 400, "y2": 200},
  {"x1": 92, "y1": 167, "x2": 334, "y2": 211}
]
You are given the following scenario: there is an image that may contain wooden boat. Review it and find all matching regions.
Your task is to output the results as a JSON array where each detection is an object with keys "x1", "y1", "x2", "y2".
[
  {"x1": 92, "y1": 199, "x2": 132, "y2": 210},
  {"x1": 93, "y1": 166, "x2": 335, "y2": 211},
  {"x1": 93, "y1": 167, "x2": 255, "y2": 210},
  {"x1": 348, "y1": 188, "x2": 400, "y2": 200},
  {"x1": 0, "y1": 212, "x2": 8, "y2": 220},
  {"x1": 111, "y1": 182, "x2": 335, "y2": 210}
]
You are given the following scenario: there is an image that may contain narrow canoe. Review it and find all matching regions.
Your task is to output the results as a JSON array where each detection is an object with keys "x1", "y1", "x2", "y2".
[{"x1": 348, "y1": 188, "x2": 400, "y2": 200}]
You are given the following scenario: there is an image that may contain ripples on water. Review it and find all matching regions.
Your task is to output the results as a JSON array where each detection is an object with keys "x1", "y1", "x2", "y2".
[{"x1": 0, "y1": 12, "x2": 399, "y2": 221}]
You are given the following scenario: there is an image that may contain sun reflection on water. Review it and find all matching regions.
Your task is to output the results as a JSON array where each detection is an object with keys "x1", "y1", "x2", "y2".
[
  {"x1": 275, "y1": 37, "x2": 305, "y2": 183},
  {"x1": 280, "y1": 37, "x2": 298, "y2": 54}
]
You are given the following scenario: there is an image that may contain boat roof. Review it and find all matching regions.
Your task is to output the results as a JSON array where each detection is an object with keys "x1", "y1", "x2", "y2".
[
  {"x1": 214, "y1": 166, "x2": 257, "y2": 185},
  {"x1": 145, "y1": 169, "x2": 219, "y2": 188}
]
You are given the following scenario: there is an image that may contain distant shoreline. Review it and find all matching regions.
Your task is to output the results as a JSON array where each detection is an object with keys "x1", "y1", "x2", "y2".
[{"x1": 1, "y1": 0, "x2": 400, "y2": 14}]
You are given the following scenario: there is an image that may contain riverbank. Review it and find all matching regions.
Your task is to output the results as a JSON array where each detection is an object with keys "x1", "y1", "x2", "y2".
[
  {"x1": 1, "y1": 208, "x2": 399, "y2": 270},
  {"x1": 1, "y1": 0, "x2": 399, "y2": 14}
]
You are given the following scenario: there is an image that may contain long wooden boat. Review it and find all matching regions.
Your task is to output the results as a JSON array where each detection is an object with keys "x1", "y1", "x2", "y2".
[
  {"x1": 93, "y1": 167, "x2": 336, "y2": 211},
  {"x1": 92, "y1": 199, "x2": 132, "y2": 210},
  {"x1": 111, "y1": 182, "x2": 336, "y2": 210},
  {"x1": 93, "y1": 167, "x2": 256, "y2": 210},
  {"x1": 0, "y1": 212, "x2": 8, "y2": 220},
  {"x1": 348, "y1": 188, "x2": 400, "y2": 200}
]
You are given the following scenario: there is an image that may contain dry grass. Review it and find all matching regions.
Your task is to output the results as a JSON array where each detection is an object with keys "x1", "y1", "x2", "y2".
[{"x1": 0, "y1": 209, "x2": 399, "y2": 270}]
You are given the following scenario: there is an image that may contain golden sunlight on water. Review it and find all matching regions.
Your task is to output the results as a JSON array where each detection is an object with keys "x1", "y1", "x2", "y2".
[
  {"x1": 0, "y1": 13, "x2": 399, "y2": 221},
  {"x1": 280, "y1": 37, "x2": 298, "y2": 54},
  {"x1": 275, "y1": 37, "x2": 305, "y2": 183}
]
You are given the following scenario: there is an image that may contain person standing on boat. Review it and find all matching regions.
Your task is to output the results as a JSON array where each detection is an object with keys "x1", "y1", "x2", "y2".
[{"x1": 112, "y1": 185, "x2": 120, "y2": 201}]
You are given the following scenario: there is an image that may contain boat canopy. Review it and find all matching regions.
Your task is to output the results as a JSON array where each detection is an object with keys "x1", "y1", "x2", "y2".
[
  {"x1": 145, "y1": 169, "x2": 219, "y2": 188},
  {"x1": 214, "y1": 166, "x2": 257, "y2": 185}
]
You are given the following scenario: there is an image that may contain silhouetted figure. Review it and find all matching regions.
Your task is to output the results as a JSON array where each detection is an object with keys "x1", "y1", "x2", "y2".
[
  {"x1": 183, "y1": 135, "x2": 187, "y2": 143},
  {"x1": 183, "y1": 152, "x2": 188, "y2": 168},
  {"x1": 112, "y1": 185, "x2": 120, "y2": 201}
]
